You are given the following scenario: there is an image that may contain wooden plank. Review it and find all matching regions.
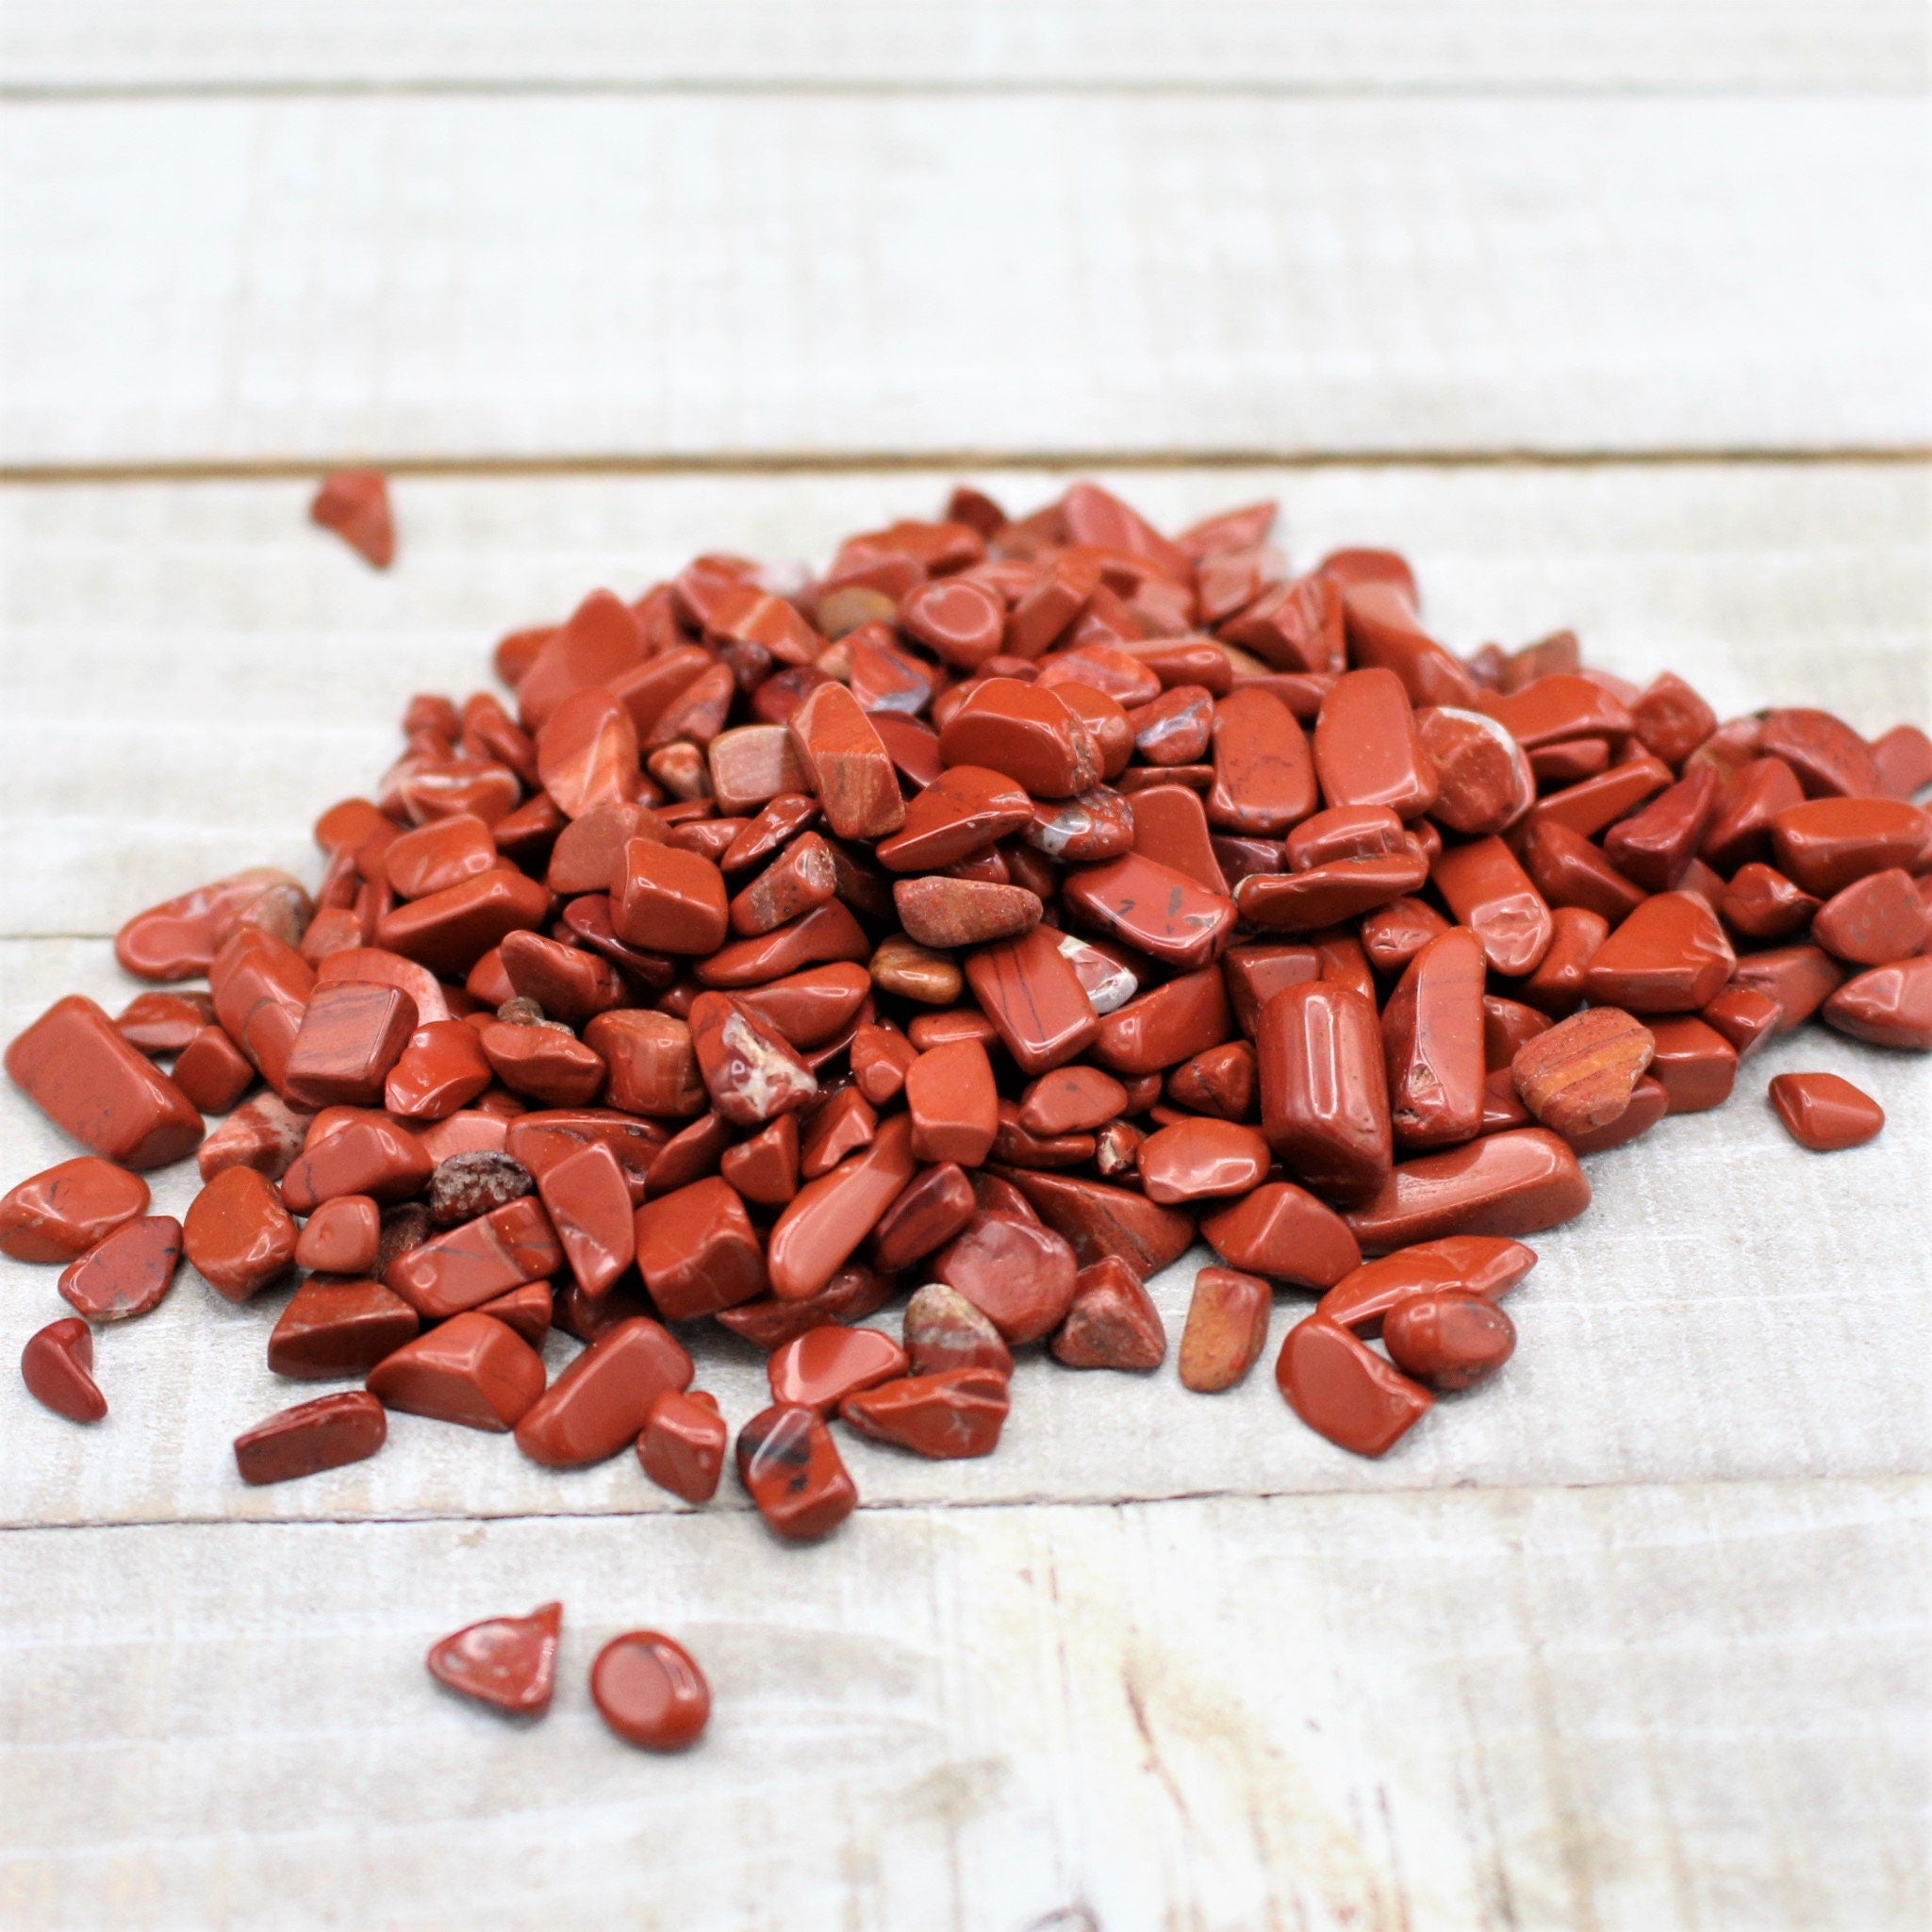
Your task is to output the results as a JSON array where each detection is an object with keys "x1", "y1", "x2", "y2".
[
  {"x1": 4, "y1": 463, "x2": 1924, "y2": 936},
  {"x1": 3, "y1": 0, "x2": 1924, "y2": 93},
  {"x1": 2, "y1": 97, "x2": 1925, "y2": 467},
  {"x1": 0, "y1": 1480, "x2": 1923, "y2": 1930},
  {"x1": 2, "y1": 924, "x2": 1924, "y2": 1527}
]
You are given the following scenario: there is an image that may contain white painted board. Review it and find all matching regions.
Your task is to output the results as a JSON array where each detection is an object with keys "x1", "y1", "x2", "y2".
[
  {"x1": 3, "y1": 96, "x2": 1926, "y2": 467},
  {"x1": 4, "y1": 0, "x2": 1925, "y2": 91}
]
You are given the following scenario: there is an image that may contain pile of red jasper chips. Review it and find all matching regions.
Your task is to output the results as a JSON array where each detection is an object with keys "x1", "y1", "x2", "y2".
[{"x1": 7, "y1": 481, "x2": 1931, "y2": 1523}]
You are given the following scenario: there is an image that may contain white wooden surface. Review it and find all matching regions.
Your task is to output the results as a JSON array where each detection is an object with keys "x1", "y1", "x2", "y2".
[
  {"x1": 1, "y1": 10, "x2": 1928, "y2": 1929},
  {"x1": 2, "y1": 96, "x2": 1926, "y2": 469},
  {"x1": 4, "y1": 0, "x2": 1925, "y2": 91}
]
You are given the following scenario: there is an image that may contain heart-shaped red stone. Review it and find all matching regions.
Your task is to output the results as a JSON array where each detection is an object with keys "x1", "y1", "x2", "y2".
[{"x1": 425, "y1": 1602, "x2": 562, "y2": 1716}]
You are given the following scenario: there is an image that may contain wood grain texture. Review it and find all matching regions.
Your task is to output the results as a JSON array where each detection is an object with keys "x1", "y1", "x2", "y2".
[
  {"x1": 5, "y1": 0, "x2": 1925, "y2": 91},
  {"x1": 3, "y1": 96, "x2": 1925, "y2": 468},
  {"x1": 1, "y1": 1481, "x2": 1924, "y2": 1931}
]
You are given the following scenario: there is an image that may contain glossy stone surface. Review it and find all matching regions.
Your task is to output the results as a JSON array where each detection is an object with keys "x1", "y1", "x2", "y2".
[
  {"x1": 1767, "y1": 1071, "x2": 1886, "y2": 1150},
  {"x1": 426, "y1": 1602, "x2": 562, "y2": 1716},
  {"x1": 283, "y1": 1113, "x2": 434, "y2": 1211},
  {"x1": 1315, "y1": 1235, "x2": 1536, "y2": 1331},
  {"x1": 841, "y1": 1369, "x2": 1010, "y2": 1458},
  {"x1": 875, "y1": 765, "x2": 1033, "y2": 871},
  {"x1": 479, "y1": 1019, "x2": 606, "y2": 1109},
  {"x1": 1644, "y1": 1016, "x2": 1740, "y2": 1113},
  {"x1": 900, "y1": 1282, "x2": 1015, "y2": 1379},
  {"x1": 904, "y1": 1038, "x2": 999, "y2": 1167},
  {"x1": 115, "y1": 867, "x2": 312, "y2": 983},
  {"x1": 1416, "y1": 706, "x2": 1534, "y2": 835},
  {"x1": 1344, "y1": 1129, "x2": 1592, "y2": 1252},
  {"x1": 1051, "y1": 1257, "x2": 1167, "y2": 1370},
  {"x1": 934, "y1": 1211, "x2": 1081, "y2": 1345},
  {"x1": 1379, "y1": 927, "x2": 1486, "y2": 1149},
  {"x1": 197, "y1": 1092, "x2": 314, "y2": 1183},
  {"x1": 1431, "y1": 837, "x2": 1554, "y2": 977},
  {"x1": 367, "y1": 1311, "x2": 548, "y2": 1430},
  {"x1": 1582, "y1": 891, "x2": 1736, "y2": 1014},
  {"x1": 1206, "y1": 685, "x2": 1317, "y2": 834},
  {"x1": 7, "y1": 995, "x2": 205, "y2": 1170},
  {"x1": 611, "y1": 838, "x2": 730, "y2": 954},
  {"x1": 995, "y1": 1167, "x2": 1197, "y2": 1279},
  {"x1": 591, "y1": 1631, "x2": 711, "y2": 1750},
  {"x1": 233, "y1": 1389, "x2": 387, "y2": 1484},
  {"x1": 283, "y1": 983, "x2": 418, "y2": 1109},
  {"x1": 735, "y1": 1403, "x2": 859, "y2": 1541},
  {"x1": 1197, "y1": 1181, "x2": 1361, "y2": 1288},
  {"x1": 1383, "y1": 1290, "x2": 1517, "y2": 1392},
  {"x1": 21, "y1": 1315, "x2": 107, "y2": 1423},
  {"x1": 1511, "y1": 1008, "x2": 1657, "y2": 1135},
  {"x1": 527, "y1": 1140, "x2": 631, "y2": 1299},
  {"x1": 1275, "y1": 1315, "x2": 1432, "y2": 1457},
  {"x1": 787, "y1": 679, "x2": 906, "y2": 839},
  {"x1": 768, "y1": 1323, "x2": 909, "y2": 1412},
  {"x1": 1062, "y1": 850, "x2": 1236, "y2": 970},
  {"x1": 964, "y1": 927, "x2": 1099, "y2": 1075},
  {"x1": 1822, "y1": 955, "x2": 1932, "y2": 1050},
  {"x1": 1812, "y1": 868, "x2": 1927, "y2": 966},
  {"x1": 1313, "y1": 669, "x2": 1438, "y2": 818},
  {"x1": 267, "y1": 1276, "x2": 421, "y2": 1379},
  {"x1": 0, "y1": 1157, "x2": 151, "y2": 1263},
  {"x1": 1177, "y1": 1267, "x2": 1272, "y2": 1393},
  {"x1": 939, "y1": 678, "x2": 1099, "y2": 799},
  {"x1": 292, "y1": 1194, "x2": 383, "y2": 1276},
  {"x1": 58, "y1": 1214, "x2": 183, "y2": 1322},
  {"x1": 375, "y1": 871, "x2": 553, "y2": 980},
  {"x1": 1017, "y1": 1065, "x2": 1130, "y2": 1137},
  {"x1": 1256, "y1": 981, "x2": 1391, "y2": 1205},
  {"x1": 1769, "y1": 798, "x2": 1929, "y2": 897},
  {"x1": 515, "y1": 1316, "x2": 693, "y2": 1467},
  {"x1": 630, "y1": 1175, "x2": 767, "y2": 1320},
  {"x1": 637, "y1": 1389, "x2": 729, "y2": 1503},
  {"x1": 183, "y1": 1165, "x2": 298, "y2": 1302},
  {"x1": 1136, "y1": 1117, "x2": 1270, "y2": 1205},
  {"x1": 385, "y1": 1196, "x2": 562, "y2": 1319}
]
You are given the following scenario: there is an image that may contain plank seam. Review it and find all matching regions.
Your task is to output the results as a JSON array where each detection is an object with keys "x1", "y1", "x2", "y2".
[
  {"x1": 3, "y1": 1469, "x2": 1921, "y2": 1537},
  {"x1": 6, "y1": 448, "x2": 1930, "y2": 487}
]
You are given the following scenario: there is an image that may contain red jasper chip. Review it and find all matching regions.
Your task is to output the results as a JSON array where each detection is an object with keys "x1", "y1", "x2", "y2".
[
  {"x1": 900, "y1": 1283, "x2": 1014, "y2": 1380},
  {"x1": 1767, "y1": 1072, "x2": 1886, "y2": 1151},
  {"x1": 367, "y1": 1311, "x2": 549, "y2": 1431},
  {"x1": 841, "y1": 1368, "x2": 1010, "y2": 1458},
  {"x1": 768, "y1": 1324, "x2": 909, "y2": 1413},
  {"x1": 21, "y1": 1315, "x2": 108, "y2": 1423},
  {"x1": 934, "y1": 1211, "x2": 1080, "y2": 1345},
  {"x1": 515, "y1": 1316, "x2": 693, "y2": 1467},
  {"x1": 293, "y1": 1194, "x2": 383, "y2": 1275},
  {"x1": 183, "y1": 1165, "x2": 299, "y2": 1302},
  {"x1": 426, "y1": 1602, "x2": 562, "y2": 1716},
  {"x1": 535, "y1": 1140, "x2": 635, "y2": 1298},
  {"x1": 234, "y1": 1390, "x2": 387, "y2": 1484},
  {"x1": 0, "y1": 1157, "x2": 151, "y2": 1263},
  {"x1": 735, "y1": 1402, "x2": 859, "y2": 1541},
  {"x1": 1275, "y1": 1315, "x2": 1433, "y2": 1457},
  {"x1": 1382, "y1": 1290, "x2": 1517, "y2": 1392},
  {"x1": 268, "y1": 1277, "x2": 421, "y2": 1379},
  {"x1": 310, "y1": 471, "x2": 395, "y2": 568},
  {"x1": 1178, "y1": 1266, "x2": 1272, "y2": 1392},
  {"x1": 1050, "y1": 1257, "x2": 1166, "y2": 1370},
  {"x1": 637, "y1": 1389, "x2": 729, "y2": 1503},
  {"x1": 58, "y1": 1214, "x2": 182, "y2": 1323},
  {"x1": 591, "y1": 1630, "x2": 711, "y2": 1750}
]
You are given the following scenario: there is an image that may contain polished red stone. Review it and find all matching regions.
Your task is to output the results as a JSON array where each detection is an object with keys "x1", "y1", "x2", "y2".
[
  {"x1": 1382, "y1": 1290, "x2": 1516, "y2": 1391},
  {"x1": 938, "y1": 679, "x2": 1100, "y2": 799},
  {"x1": 310, "y1": 471, "x2": 395, "y2": 568},
  {"x1": 1313, "y1": 669, "x2": 1438, "y2": 818},
  {"x1": 1431, "y1": 837, "x2": 1554, "y2": 977},
  {"x1": 1050, "y1": 1257, "x2": 1166, "y2": 1370},
  {"x1": 904, "y1": 1037, "x2": 999, "y2": 1167},
  {"x1": 1582, "y1": 891, "x2": 1735, "y2": 1013},
  {"x1": 1136, "y1": 1117, "x2": 1269, "y2": 1204},
  {"x1": 934, "y1": 1211, "x2": 1081, "y2": 1344},
  {"x1": 1644, "y1": 1016, "x2": 1739, "y2": 1114},
  {"x1": 284, "y1": 1114, "x2": 434, "y2": 1211},
  {"x1": 1197, "y1": 1181, "x2": 1361, "y2": 1288},
  {"x1": 841, "y1": 1369, "x2": 1010, "y2": 1458},
  {"x1": 735, "y1": 1403, "x2": 859, "y2": 1541},
  {"x1": 1811, "y1": 868, "x2": 1926, "y2": 967},
  {"x1": 1511, "y1": 1008, "x2": 1657, "y2": 1136},
  {"x1": 170, "y1": 1025, "x2": 256, "y2": 1115},
  {"x1": 591, "y1": 1631, "x2": 711, "y2": 1749},
  {"x1": 995, "y1": 1166, "x2": 1197, "y2": 1279},
  {"x1": 964, "y1": 927, "x2": 1099, "y2": 1075},
  {"x1": 787, "y1": 679, "x2": 907, "y2": 839},
  {"x1": 234, "y1": 1389, "x2": 387, "y2": 1483},
  {"x1": 1822, "y1": 955, "x2": 1932, "y2": 1050},
  {"x1": 1344, "y1": 1129, "x2": 1591, "y2": 1252},
  {"x1": 116, "y1": 867, "x2": 311, "y2": 983},
  {"x1": 293, "y1": 1194, "x2": 382, "y2": 1275},
  {"x1": 21, "y1": 1315, "x2": 107, "y2": 1422},
  {"x1": 268, "y1": 1276, "x2": 421, "y2": 1379},
  {"x1": 385, "y1": 1195, "x2": 561, "y2": 1319},
  {"x1": 1316, "y1": 1235, "x2": 1536, "y2": 1331},
  {"x1": 367, "y1": 1311, "x2": 548, "y2": 1430},
  {"x1": 900, "y1": 1281, "x2": 1015, "y2": 1379},
  {"x1": 427, "y1": 1602, "x2": 562, "y2": 1716},
  {"x1": 637, "y1": 1389, "x2": 729, "y2": 1503},
  {"x1": 875, "y1": 765, "x2": 1033, "y2": 871},
  {"x1": 0, "y1": 1157, "x2": 151, "y2": 1263},
  {"x1": 531, "y1": 1140, "x2": 633, "y2": 1298},
  {"x1": 58, "y1": 1214, "x2": 183, "y2": 1322},
  {"x1": 284, "y1": 982, "x2": 418, "y2": 1109},
  {"x1": 1256, "y1": 981, "x2": 1391, "y2": 1205},
  {"x1": 768, "y1": 1323, "x2": 909, "y2": 1412},
  {"x1": 1767, "y1": 1071, "x2": 1886, "y2": 1150},
  {"x1": 184, "y1": 1165, "x2": 298, "y2": 1302},
  {"x1": 1380, "y1": 926, "x2": 1486, "y2": 1149},
  {"x1": 1178, "y1": 1266, "x2": 1272, "y2": 1392},
  {"x1": 7, "y1": 995, "x2": 205, "y2": 1170},
  {"x1": 515, "y1": 1315, "x2": 693, "y2": 1467},
  {"x1": 1770, "y1": 798, "x2": 1929, "y2": 897},
  {"x1": 1276, "y1": 1315, "x2": 1432, "y2": 1456},
  {"x1": 1062, "y1": 850, "x2": 1235, "y2": 970}
]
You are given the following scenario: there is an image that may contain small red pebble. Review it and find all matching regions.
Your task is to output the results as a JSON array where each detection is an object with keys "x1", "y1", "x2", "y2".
[
  {"x1": 1275, "y1": 1315, "x2": 1433, "y2": 1456},
  {"x1": 21, "y1": 1316, "x2": 107, "y2": 1423},
  {"x1": 58, "y1": 1214, "x2": 182, "y2": 1322},
  {"x1": 767, "y1": 1323, "x2": 908, "y2": 1413},
  {"x1": 841, "y1": 1368, "x2": 1010, "y2": 1458},
  {"x1": 310, "y1": 471, "x2": 396, "y2": 569},
  {"x1": 735, "y1": 1402, "x2": 858, "y2": 1541},
  {"x1": 0, "y1": 1157, "x2": 151, "y2": 1263},
  {"x1": 1382, "y1": 1290, "x2": 1517, "y2": 1391},
  {"x1": 591, "y1": 1630, "x2": 711, "y2": 1750},
  {"x1": 426, "y1": 1602, "x2": 562, "y2": 1716},
  {"x1": 637, "y1": 1389, "x2": 728, "y2": 1503},
  {"x1": 1767, "y1": 1072, "x2": 1886, "y2": 1151},
  {"x1": 1050, "y1": 1257, "x2": 1167, "y2": 1371},
  {"x1": 233, "y1": 1390, "x2": 387, "y2": 1484}
]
